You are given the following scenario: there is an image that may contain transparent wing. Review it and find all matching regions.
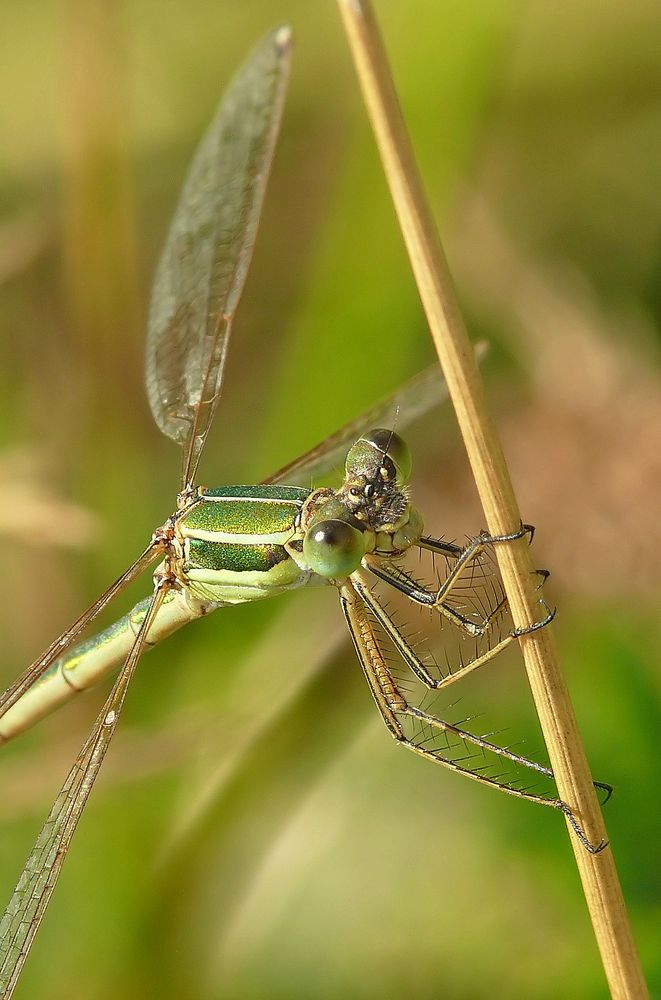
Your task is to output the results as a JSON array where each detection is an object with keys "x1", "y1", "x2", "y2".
[
  {"x1": 263, "y1": 364, "x2": 434, "y2": 485},
  {"x1": 0, "y1": 585, "x2": 167, "y2": 999},
  {"x1": 145, "y1": 27, "x2": 292, "y2": 489},
  {"x1": 265, "y1": 345, "x2": 486, "y2": 487}
]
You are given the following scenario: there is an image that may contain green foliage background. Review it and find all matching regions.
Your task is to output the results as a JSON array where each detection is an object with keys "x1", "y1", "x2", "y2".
[{"x1": 1, "y1": 1, "x2": 659, "y2": 997}]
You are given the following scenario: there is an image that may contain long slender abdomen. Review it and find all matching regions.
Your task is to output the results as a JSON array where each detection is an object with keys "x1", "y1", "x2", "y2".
[{"x1": 0, "y1": 589, "x2": 206, "y2": 743}]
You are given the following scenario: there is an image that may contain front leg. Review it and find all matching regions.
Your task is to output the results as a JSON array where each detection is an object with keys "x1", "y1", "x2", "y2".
[{"x1": 366, "y1": 524, "x2": 554, "y2": 639}]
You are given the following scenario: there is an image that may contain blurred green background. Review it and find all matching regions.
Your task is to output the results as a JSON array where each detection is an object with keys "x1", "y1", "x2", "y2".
[{"x1": 1, "y1": 1, "x2": 660, "y2": 997}]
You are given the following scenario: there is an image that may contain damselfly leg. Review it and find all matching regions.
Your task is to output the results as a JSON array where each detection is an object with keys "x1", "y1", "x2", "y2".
[{"x1": 341, "y1": 563, "x2": 607, "y2": 855}]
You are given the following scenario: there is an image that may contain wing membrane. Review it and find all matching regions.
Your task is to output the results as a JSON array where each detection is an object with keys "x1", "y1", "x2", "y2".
[
  {"x1": 265, "y1": 345, "x2": 486, "y2": 487},
  {"x1": 145, "y1": 27, "x2": 292, "y2": 488},
  {"x1": 263, "y1": 364, "x2": 439, "y2": 486}
]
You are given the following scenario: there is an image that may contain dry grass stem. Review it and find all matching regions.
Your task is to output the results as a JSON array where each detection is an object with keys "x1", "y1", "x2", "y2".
[{"x1": 336, "y1": 1, "x2": 648, "y2": 997}]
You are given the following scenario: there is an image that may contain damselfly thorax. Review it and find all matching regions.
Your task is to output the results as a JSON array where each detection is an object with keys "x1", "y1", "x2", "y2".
[{"x1": 166, "y1": 429, "x2": 422, "y2": 605}]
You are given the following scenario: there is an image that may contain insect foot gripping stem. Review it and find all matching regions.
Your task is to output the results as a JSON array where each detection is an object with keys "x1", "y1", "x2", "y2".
[
  {"x1": 555, "y1": 799, "x2": 609, "y2": 855},
  {"x1": 510, "y1": 600, "x2": 557, "y2": 638},
  {"x1": 478, "y1": 521, "x2": 534, "y2": 545},
  {"x1": 480, "y1": 522, "x2": 557, "y2": 639},
  {"x1": 594, "y1": 780, "x2": 614, "y2": 804}
]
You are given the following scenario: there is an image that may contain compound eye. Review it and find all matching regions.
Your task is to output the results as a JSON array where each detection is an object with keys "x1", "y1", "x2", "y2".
[
  {"x1": 345, "y1": 429, "x2": 412, "y2": 484},
  {"x1": 381, "y1": 431, "x2": 412, "y2": 484},
  {"x1": 303, "y1": 519, "x2": 366, "y2": 579}
]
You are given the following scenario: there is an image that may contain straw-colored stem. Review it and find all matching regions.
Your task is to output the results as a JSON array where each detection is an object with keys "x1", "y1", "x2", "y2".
[{"x1": 336, "y1": 2, "x2": 648, "y2": 997}]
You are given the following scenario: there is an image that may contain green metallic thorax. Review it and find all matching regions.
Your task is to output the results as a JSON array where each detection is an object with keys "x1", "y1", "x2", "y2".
[{"x1": 175, "y1": 485, "x2": 313, "y2": 603}]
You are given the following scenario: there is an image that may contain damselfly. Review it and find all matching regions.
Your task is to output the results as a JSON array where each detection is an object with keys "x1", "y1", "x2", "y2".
[{"x1": 0, "y1": 26, "x2": 608, "y2": 998}]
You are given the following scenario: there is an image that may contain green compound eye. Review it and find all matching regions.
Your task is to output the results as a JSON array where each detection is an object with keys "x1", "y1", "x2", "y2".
[
  {"x1": 303, "y1": 519, "x2": 367, "y2": 579},
  {"x1": 345, "y1": 429, "x2": 412, "y2": 484}
]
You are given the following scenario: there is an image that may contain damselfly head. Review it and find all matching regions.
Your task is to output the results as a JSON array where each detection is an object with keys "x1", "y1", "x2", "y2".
[{"x1": 340, "y1": 429, "x2": 412, "y2": 530}]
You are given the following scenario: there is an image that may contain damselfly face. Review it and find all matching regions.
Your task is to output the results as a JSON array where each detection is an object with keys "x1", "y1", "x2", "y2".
[
  {"x1": 298, "y1": 429, "x2": 422, "y2": 580},
  {"x1": 342, "y1": 428, "x2": 412, "y2": 522}
]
